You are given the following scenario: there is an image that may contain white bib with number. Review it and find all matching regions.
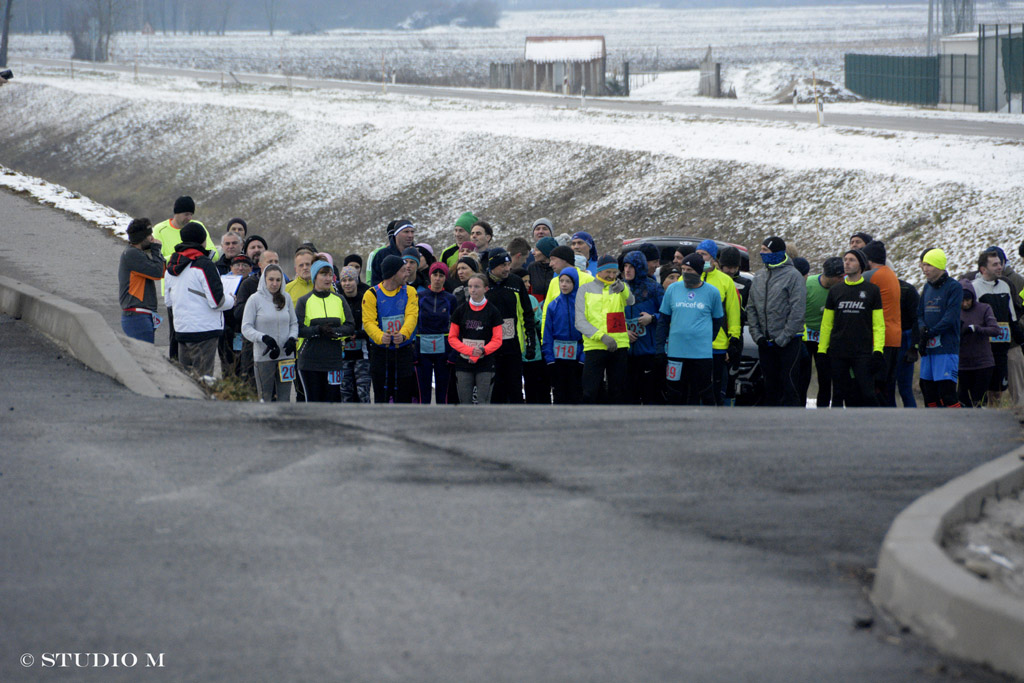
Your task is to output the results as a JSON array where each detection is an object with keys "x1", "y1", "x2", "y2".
[
  {"x1": 666, "y1": 360, "x2": 682, "y2": 382},
  {"x1": 552, "y1": 340, "x2": 577, "y2": 360},
  {"x1": 327, "y1": 369, "x2": 343, "y2": 385},
  {"x1": 278, "y1": 359, "x2": 296, "y2": 383},
  {"x1": 501, "y1": 317, "x2": 516, "y2": 340},
  {"x1": 626, "y1": 317, "x2": 646, "y2": 337},
  {"x1": 419, "y1": 334, "x2": 446, "y2": 355}
]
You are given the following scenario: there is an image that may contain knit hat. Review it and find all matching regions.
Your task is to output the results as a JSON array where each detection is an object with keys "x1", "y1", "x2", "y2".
[
  {"x1": 173, "y1": 196, "x2": 195, "y2": 215},
  {"x1": 244, "y1": 235, "x2": 268, "y2": 252},
  {"x1": 310, "y1": 260, "x2": 333, "y2": 280},
  {"x1": 532, "y1": 217, "x2": 554, "y2": 233},
  {"x1": 681, "y1": 253, "x2": 706, "y2": 274},
  {"x1": 862, "y1": 240, "x2": 886, "y2": 265},
  {"x1": 455, "y1": 212, "x2": 478, "y2": 232},
  {"x1": 179, "y1": 221, "x2": 207, "y2": 246},
  {"x1": 225, "y1": 217, "x2": 247, "y2": 234},
  {"x1": 380, "y1": 255, "x2": 405, "y2": 281},
  {"x1": 793, "y1": 257, "x2": 810, "y2": 277},
  {"x1": 536, "y1": 236, "x2": 558, "y2": 257},
  {"x1": 126, "y1": 218, "x2": 152, "y2": 245},
  {"x1": 718, "y1": 246, "x2": 742, "y2": 269},
  {"x1": 986, "y1": 246, "x2": 1007, "y2": 264},
  {"x1": 401, "y1": 247, "x2": 421, "y2": 263},
  {"x1": 596, "y1": 254, "x2": 619, "y2": 273},
  {"x1": 429, "y1": 262, "x2": 449, "y2": 278},
  {"x1": 416, "y1": 243, "x2": 434, "y2": 256},
  {"x1": 393, "y1": 220, "x2": 414, "y2": 238},
  {"x1": 660, "y1": 264, "x2": 682, "y2": 286},
  {"x1": 845, "y1": 249, "x2": 869, "y2": 273},
  {"x1": 762, "y1": 236, "x2": 786, "y2": 253},
  {"x1": 555, "y1": 233, "x2": 572, "y2": 247},
  {"x1": 385, "y1": 220, "x2": 397, "y2": 239},
  {"x1": 343, "y1": 253, "x2": 363, "y2": 268},
  {"x1": 340, "y1": 266, "x2": 359, "y2": 281},
  {"x1": 696, "y1": 239, "x2": 718, "y2": 259},
  {"x1": 851, "y1": 231, "x2": 874, "y2": 245},
  {"x1": 460, "y1": 241, "x2": 476, "y2": 251},
  {"x1": 231, "y1": 254, "x2": 254, "y2": 267},
  {"x1": 456, "y1": 256, "x2": 480, "y2": 274},
  {"x1": 488, "y1": 250, "x2": 511, "y2": 271},
  {"x1": 822, "y1": 256, "x2": 844, "y2": 278},
  {"x1": 639, "y1": 243, "x2": 660, "y2": 262},
  {"x1": 549, "y1": 245, "x2": 575, "y2": 265},
  {"x1": 922, "y1": 248, "x2": 947, "y2": 270}
]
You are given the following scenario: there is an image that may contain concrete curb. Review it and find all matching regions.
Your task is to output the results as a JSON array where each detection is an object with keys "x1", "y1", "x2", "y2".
[
  {"x1": 871, "y1": 445, "x2": 1024, "y2": 679},
  {"x1": 0, "y1": 274, "x2": 165, "y2": 399}
]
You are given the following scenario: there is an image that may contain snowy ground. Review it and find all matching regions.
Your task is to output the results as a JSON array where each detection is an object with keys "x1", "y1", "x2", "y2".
[
  {"x1": 1, "y1": 54, "x2": 1023, "y2": 284},
  {"x1": 9, "y1": 3, "x2": 1024, "y2": 92},
  {"x1": 946, "y1": 488, "x2": 1024, "y2": 600}
]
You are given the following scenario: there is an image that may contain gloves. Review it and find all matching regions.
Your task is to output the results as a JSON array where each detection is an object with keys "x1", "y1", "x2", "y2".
[
  {"x1": 525, "y1": 338, "x2": 537, "y2": 360},
  {"x1": 283, "y1": 337, "x2": 296, "y2": 355},
  {"x1": 727, "y1": 336, "x2": 742, "y2": 358},
  {"x1": 871, "y1": 350, "x2": 886, "y2": 374},
  {"x1": 968, "y1": 324, "x2": 977, "y2": 334},
  {"x1": 261, "y1": 335, "x2": 280, "y2": 357},
  {"x1": 609, "y1": 279, "x2": 625, "y2": 294},
  {"x1": 600, "y1": 334, "x2": 618, "y2": 352},
  {"x1": 318, "y1": 324, "x2": 334, "y2": 339},
  {"x1": 904, "y1": 348, "x2": 919, "y2": 363}
]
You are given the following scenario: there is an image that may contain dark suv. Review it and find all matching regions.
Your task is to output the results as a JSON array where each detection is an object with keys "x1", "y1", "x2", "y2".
[{"x1": 619, "y1": 236, "x2": 750, "y2": 272}]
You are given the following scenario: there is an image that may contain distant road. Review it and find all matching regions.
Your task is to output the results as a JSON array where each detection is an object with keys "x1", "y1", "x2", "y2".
[{"x1": 16, "y1": 56, "x2": 1024, "y2": 141}]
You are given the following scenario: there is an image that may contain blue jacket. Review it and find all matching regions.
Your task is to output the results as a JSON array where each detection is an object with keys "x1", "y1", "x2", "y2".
[
  {"x1": 919, "y1": 272, "x2": 963, "y2": 356},
  {"x1": 623, "y1": 251, "x2": 664, "y2": 356},
  {"x1": 416, "y1": 286, "x2": 457, "y2": 356},
  {"x1": 542, "y1": 267, "x2": 584, "y2": 364}
]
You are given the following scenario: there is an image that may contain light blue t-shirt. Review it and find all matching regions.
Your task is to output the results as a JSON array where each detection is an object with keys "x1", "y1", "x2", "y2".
[{"x1": 659, "y1": 281, "x2": 724, "y2": 359}]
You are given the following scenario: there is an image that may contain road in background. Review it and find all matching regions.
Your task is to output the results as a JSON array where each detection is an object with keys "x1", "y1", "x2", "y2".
[{"x1": 13, "y1": 57, "x2": 1024, "y2": 141}]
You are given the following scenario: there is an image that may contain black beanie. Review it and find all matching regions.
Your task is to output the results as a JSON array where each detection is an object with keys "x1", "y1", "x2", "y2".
[
  {"x1": 718, "y1": 246, "x2": 742, "y2": 269},
  {"x1": 846, "y1": 249, "x2": 868, "y2": 273},
  {"x1": 126, "y1": 217, "x2": 152, "y2": 245},
  {"x1": 381, "y1": 255, "x2": 404, "y2": 281},
  {"x1": 488, "y1": 249, "x2": 511, "y2": 271},
  {"x1": 456, "y1": 256, "x2": 480, "y2": 274},
  {"x1": 851, "y1": 231, "x2": 874, "y2": 245},
  {"x1": 792, "y1": 257, "x2": 810, "y2": 277},
  {"x1": 549, "y1": 245, "x2": 575, "y2": 264},
  {"x1": 244, "y1": 235, "x2": 268, "y2": 252},
  {"x1": 344, "y1": 253, "x2": 363, "y2": 268},
  {"x1": 639, "y1": 243, "x2": 660, "y2": 262},
  {"x1": 822, "y1": 256, "x2": 844, "y2": 278},
  {"x1": 681, "y1": 253, "x2": 706, "y2": 274},
  {"x1": 763, "y1": 236, "x2": 786, "y2": 253},
  {"x1": 173, "y1": 196, "x2": 195, "y2": 215},
  {"x1": 225, "y1": 217, "x2": 247, "y2": 234},
  {"x1": 862, "y1": 240, "x2": 886, "y2": 265},
  {"x1": 180, "y1": 221, "x2": 207, "y2": 246}
]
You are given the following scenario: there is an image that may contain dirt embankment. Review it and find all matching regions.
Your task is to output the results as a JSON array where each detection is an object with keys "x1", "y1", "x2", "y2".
[{"x1": 0, "y1": 80, "x2": 1009, "y2": 276}]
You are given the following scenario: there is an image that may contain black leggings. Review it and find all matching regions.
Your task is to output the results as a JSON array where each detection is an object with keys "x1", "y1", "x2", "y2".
[
  {"x1": 665, "y1": 357, "x2": 716, "y2": 406},
  {"x1": 958, "y1": 367, "x2": 993, "y2": 408},
  {"x1": 299, "y1": 369, "x2": 341, "y2": 403},
  {"x1": 920, "y1": 379, "x2": 961, "y2": 408}
]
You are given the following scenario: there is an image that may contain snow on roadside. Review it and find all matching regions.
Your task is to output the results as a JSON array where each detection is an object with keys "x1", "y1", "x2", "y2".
[{"x1": 0, "y1": 165, "x2": 132, "y2": 240}]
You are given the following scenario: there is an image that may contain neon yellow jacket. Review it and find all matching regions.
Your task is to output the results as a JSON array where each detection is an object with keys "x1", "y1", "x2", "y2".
[
  {"x1": 541, "y1": 266, "x2": 594, "y2": 340},
  {"x1": 703, "y1": 267, "x2": 741, "y2": 350},
  {"x1": 574, "y1": 277, "x2": 635, "y2": 352}
]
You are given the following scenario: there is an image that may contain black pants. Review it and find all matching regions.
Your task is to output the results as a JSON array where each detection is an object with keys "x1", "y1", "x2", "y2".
[
  {"x1": 167, "y1": 307, "x2": 178, "y2": 360},
  {"x1": 491, "y1": 353, "x2": 524, "y2": 404},
  {"x1": 370, "y1": 345, "x2": 416, "y2": 403},
  {"x1": 989, "y1": 344, "x2": 1009, "y2": 395},
  {"x1": 921, "y1": 378, "x2": 960, "y2": 408},
  {"x1": 759, "y1": 339, "x2": 802, "y2": 407},
  {"x1": 799, "y1": 340, "x2": 834, "y2": 407},
  {"x1": 550, "y1": 360, "x2": 583, "y2": 404},
  {"x1": 711, "y1": 352, "x2": 727, "y2": 406},
  {"x1": 522, "y1": 360, "x2": 551, "y2": 404},
  {"x1": 875, "y1": 346, "x2": 899, "y2": 407},
  {"x1": 582, "y1": 348, "x2": 629, "y2": 404},
  {"x1": 626, "y1": 354, "x2": 663, "y2": 405},
  {"x1": 218, "y1": 328, "x2": 237, "y2": 377},
  {"x1": 665, "y1": 357, "x2": 716, "y2": 406},
  {"x1": 959, "y1": 367, "x2": 993, "y2": 407},
  {"x1": 830, "y1": 355, "x2": 878, "y2": 407},
  {"x1": 299, "y1": 369, "x2": 341, "y2": 403}
]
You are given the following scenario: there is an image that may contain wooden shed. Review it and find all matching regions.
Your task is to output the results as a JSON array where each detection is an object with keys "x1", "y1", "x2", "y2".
[{"x1": 522, "y1": 36, "x2": 606, "y2": 96}]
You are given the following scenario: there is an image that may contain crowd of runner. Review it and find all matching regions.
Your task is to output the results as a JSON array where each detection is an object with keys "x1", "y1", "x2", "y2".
[{"x1": 117, "y1": 196, "x2": 1024, "y2": 407}]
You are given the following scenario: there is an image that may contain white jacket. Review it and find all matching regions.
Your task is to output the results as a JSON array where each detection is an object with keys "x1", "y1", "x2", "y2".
[{"x1": 166, "y1": 259, "x2": 235, "y2": 341}]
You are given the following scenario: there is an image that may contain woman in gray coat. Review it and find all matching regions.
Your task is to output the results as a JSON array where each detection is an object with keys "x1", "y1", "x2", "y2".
[{"x1": 242, "y1": 265, "x2": 299, "y2": 402}]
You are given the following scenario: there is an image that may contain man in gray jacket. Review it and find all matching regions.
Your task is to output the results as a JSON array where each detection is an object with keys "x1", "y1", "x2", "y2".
[
  {"x1": 118, "y1": 218, "x2": 166, "y2": 343},
  {"x1": 748, "y1": 236, "x2": 806, "y2": 406}
]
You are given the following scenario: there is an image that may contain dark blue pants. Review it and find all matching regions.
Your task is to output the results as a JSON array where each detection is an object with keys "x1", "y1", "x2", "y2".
[
  {"x1": 121, "y1": 312, "x2": 155, "y2": 343},
  {"x1": 416, "y1": 352, "x2": 450, "y2": 404}
]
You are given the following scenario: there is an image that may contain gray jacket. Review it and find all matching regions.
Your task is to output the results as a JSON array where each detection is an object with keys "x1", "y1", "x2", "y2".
[
  {"x1": 241, "y1": 269, "x2": 299, "y2": 360},
  {"x1": 747, "y1": 257, "x2": 806, "y2": 347}
]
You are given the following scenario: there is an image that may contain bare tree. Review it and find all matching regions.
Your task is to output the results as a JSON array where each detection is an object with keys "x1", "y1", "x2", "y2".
[
  {"x1": 263, "y1": 0, "x2": 279, "y2": 36},
  {"x1": 66, "y1": 0, "x2": 130, "y2": 62},
  {"x1": 1, "y1": 0, "x2": 14, "y2": 67},
  {"x1": 215, "y1": 0, "x2": 234, "y2": 36}
]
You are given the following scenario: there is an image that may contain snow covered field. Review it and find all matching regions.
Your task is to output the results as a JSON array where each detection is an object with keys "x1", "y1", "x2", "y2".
[
  {"x1": 9, "y1": 3, "x2": 1024, "y2": 94},
  {"x1": 1, "y1": 59, "x2": 1022, "y2": 284}
]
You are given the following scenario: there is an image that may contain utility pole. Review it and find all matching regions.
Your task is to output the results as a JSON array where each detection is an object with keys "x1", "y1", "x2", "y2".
[
  {"x1": 0, "y1": 0, "x2": 14, "y2": 68},
  {"x1": 927, "y1": 0, "x2": 935, "y2": 55}
]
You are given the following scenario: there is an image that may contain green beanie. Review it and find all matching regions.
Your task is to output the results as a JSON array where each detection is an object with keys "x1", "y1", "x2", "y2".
[{"x1": 455, "y1": 211, "x2": 478, "y2": 232}]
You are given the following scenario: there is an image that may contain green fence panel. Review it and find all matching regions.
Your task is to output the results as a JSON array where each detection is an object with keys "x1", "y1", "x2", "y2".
[{"x1": 844, "y1": 54, "x2": 939, "y2": 106}]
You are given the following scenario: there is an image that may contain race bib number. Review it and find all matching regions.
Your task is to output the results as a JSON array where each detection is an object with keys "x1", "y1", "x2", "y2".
[
  {"x1": 606, "y1": 312, "x2": 627, "y2": 334},
  {"x1": 553, "y1": 340, "x2": 577, "y2": 360},
  {"x1": 926, "y1": 336, "x2": 942, "y2": 350},
  {"x1": 278, "y1": 359, "x2": 296, "y2": 383},
  {"x1": 626, "y1": 317, "x2": 646, "y2": 337},
  {"x1": 993, "y1": 323, "x2": 1011, "y2": 343},
  {"x1": 805, "y1": 328, "x2": 819, "y2": 343},
  {"x1": 419, "y1": 334, "x2": 445, "y2": 355},
  {"x1": 232, "y1": 332, "x2": 243, "y2": 352},
  {"x1": 327, "y1": 369, "x2": 343, "y2": 385},
  {"x1": 465, "y1": 339, "x2": 485, "y2": 350},
  {"x1": 343, "y1": 338, "x2": 363, "y2": 352},
  {"x1": 381, "y1": 315, "x2": 404, "y2": 335},
  {"x1": 502, "y1": 318, "x2": 516, "y2": 340},
  {"x1": 666, "y1": 359, "x2": 682, "y2": 382},
  {"x1": 151, "y1": 312, "x2": 164, "y2": 330}
]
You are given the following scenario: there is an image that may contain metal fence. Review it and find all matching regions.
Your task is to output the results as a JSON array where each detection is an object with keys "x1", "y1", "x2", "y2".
[
  {"x1": 844, "y1": 54, "x2": 939, "y2": 106},
  {"x1": 940, "y1": 53, "x2": 979, "y2": 108},
  {"x1": 979, "y1": 24, "x2": 1023, "y2": 113}
]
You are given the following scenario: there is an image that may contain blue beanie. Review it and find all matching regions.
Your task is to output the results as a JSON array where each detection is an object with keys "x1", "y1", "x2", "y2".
[
  {"x1": 596, "y1": 254, "x2": 618, "y2": 273},
  {"x1": 696, "y1": 239, "x2": 718, "y2": 259},
  {"x1": 986, "y1": 246, "x2": 1008, "y2": 264},
  {"x1": 310, "y1": 260, "x2": 333, "y2": 280}
]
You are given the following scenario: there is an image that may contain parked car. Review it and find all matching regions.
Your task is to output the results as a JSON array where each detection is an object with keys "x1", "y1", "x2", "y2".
[{"x1": 619, "y1": 236, "x2": 751, "y2": 272}]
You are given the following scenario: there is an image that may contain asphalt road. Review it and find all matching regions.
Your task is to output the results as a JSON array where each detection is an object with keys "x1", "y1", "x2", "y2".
[
  {"x1": 1, "y1": 311, "x2": 1020, "y2": 682},
  {"x1": 13, "y1": 56, "x2": 1024, "y2": 141}
]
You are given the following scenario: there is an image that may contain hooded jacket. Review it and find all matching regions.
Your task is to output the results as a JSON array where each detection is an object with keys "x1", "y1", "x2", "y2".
[
  {"x1": 919, "y1": 271, "x2": 964, "y2": 356},
  {"x1": 575, "y1": 273, "x2": 635, "y2": 352},
  {"x1": 241, "y1": 269, "x2": 299, "y2": 361},
  {"x1": 623, "y1": 251, "x2": 663, "y2": 357},
  {"x1": 959, "y1": 280, "x2": 999, "y2": 371},
  {"x1": 572, "y1": 231, "x2": 599, "y2": 275},
  {"x1": 747, "y1": 255, "x2": 806, "y2": 347},
  {"x1": 542, "y1": 267, "x2": 584, "y2": 364},
  {"x1": 165, "y1": 241, "x2": 234, "y2": 341}
]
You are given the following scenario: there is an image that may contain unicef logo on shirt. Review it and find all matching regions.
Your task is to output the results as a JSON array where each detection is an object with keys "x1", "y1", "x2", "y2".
[{"x1": 687, "y1": 292, "x2": 696, "y2": 300}]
